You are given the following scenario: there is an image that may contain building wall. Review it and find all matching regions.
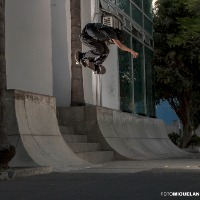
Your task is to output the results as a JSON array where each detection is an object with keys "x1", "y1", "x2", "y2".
[
  {"x1": 101, "y1": 45, "x2": 120, "y2": 109},
  {"x1": 81, "y1": 0, "x2": 154, "y2": 114},
  {"x1": 5, "y1": 0, "x2": 53, "y2": 96},
  {"x1": 51, "y1": 0, "x2": 71, "y2": 106},
  {"x1": 81, "y1": 0, "x2": 120, "y2": 109},
  {"x1": 5, "y1": 0, "x2": 153, "y2": 112}
]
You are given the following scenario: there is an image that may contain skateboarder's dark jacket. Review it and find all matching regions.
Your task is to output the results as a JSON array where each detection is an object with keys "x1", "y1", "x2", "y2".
[
  {"x1": 80, "y1": 23, "x2": 120, "y2": 42},
  {"x1": 79, "y1": 23, "x2": 138, "y2": 67}
]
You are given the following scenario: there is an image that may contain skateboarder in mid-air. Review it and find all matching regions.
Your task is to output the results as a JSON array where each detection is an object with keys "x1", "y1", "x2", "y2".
[{"x1": 75, "y1": 23, "x2": 139, "y2": 74}]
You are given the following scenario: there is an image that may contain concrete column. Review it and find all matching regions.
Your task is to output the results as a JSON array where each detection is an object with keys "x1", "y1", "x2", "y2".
[{"x1": 70, "y1": 0, "x2": 85, "y2": 106}]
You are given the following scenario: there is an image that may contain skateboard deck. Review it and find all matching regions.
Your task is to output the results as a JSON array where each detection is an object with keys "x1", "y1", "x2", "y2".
[{"x1": 75, "y1": 51, "x2": 106, "y2": 74}]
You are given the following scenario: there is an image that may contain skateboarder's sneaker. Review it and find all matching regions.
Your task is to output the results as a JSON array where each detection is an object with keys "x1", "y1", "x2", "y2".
[
  {"x1": 75, "y1": 51, "x2": 106, "y2": 75},
  {"x1": 75, "y1": 51, "x2": 84, "y2": 65},
  {"x1": 75, "y1": 51, "x2": 90, "y2": 68},
  {"x1": 94, "y1": 65, "x2": 106, "y2": 75}
]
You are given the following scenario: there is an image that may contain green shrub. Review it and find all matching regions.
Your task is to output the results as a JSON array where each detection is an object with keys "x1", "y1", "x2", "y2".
[
  {"x1": 187, "y1": 134, "x2": 200, "y2": 147},
  {"x1": 168, "y1": 132, "x2": 180, "y2": 146}
]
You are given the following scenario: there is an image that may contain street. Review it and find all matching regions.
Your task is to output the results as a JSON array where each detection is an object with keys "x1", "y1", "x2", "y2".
[{"x1": 1, "y1": 168, "x2": 200, "y2": 200}]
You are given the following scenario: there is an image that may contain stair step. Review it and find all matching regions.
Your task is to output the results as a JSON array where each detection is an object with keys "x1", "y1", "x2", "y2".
[
  {"x1": 68, "y1": 143, "x2": 101, "y2": 153},
  {"x1": 59, "y1": 126, "x2": 74, "y2": 135},
  {"x1": 77, "y1": 151, "x2": 114, "y2": 163},
  {"x1": 63, "y1": 135, "x2": 88, "y2": 143}
]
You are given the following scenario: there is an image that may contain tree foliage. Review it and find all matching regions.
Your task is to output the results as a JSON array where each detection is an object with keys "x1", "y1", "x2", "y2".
[{"x1": 153, "y1": 0, "x2": 200, "y2": 148}]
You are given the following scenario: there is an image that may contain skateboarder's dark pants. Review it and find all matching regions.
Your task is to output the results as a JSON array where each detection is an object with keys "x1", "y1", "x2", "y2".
[{"x1": 80, "y1": 37, "x2": 109, "y2": 66}]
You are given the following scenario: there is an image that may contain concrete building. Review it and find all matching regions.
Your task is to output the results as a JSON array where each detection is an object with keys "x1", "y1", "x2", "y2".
[
  {"x1": 4, "y1": 0, "x2": 188, "y2": 171},
  {"x1": 6, "y1": 0, "x2": 155, "y2": 115}
]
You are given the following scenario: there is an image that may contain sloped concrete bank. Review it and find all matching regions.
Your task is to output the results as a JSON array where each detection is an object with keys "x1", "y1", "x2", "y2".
[
  {"x1": 5, "y1": 90, "x2": 90, "y2": 171},
  {"x1": 96, "y1": 107, "x2": 190, "y2": 160},
  {"x1": 4, "y1": 90, "x2": 190, "y2": 173},
  {"x1": 57, "y1": 106, "x2": 190, "y2": 160}
]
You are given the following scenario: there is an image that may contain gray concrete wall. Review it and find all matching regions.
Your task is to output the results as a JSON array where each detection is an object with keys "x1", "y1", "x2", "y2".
[
  {"x1": 101, "y1": 45, "x2": 120, "y2": 110},
  {"x1": 5, "y1": 0, "x2": 121, "y2": 109},
  {"x1": 51, "y1": 0, "x2": 71, "y2": 106},
  {"x1": 5, "y1": 0, "x2": 53, "y2": 96},
  {"x1": 81, "y1": 0, "x2": 120, "y2": 109}
]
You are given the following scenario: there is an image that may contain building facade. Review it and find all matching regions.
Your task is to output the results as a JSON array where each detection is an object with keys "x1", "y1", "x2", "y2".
[
  {"x1": 107, "y1": 0, "x2": 155, "y2": 116},
  {"x1": 5, "y1": 0, "x2": 155, "y2": 117},
  {"x1": 81, "y1": 0, "x2": 155, "y2": 117}
]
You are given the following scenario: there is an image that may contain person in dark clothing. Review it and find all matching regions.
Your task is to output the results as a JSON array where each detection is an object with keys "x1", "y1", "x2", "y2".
[{"x1": 77, "y1": 23, "x2": 139, "y2": 73}]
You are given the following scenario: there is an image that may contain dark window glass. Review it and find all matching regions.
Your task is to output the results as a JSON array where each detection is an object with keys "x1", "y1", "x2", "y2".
[
  {"x1": 131, "y1": 3, "x2": 143, "y2": 26},
  {"x1": 145, "y1": 47, "x2": 155, "y2": 117},
  {"x1": 144, "y1": 16, "x2": 153, "y2": 35},
  {"x1": 132, "y1": 38, "x2": 145, "y2": 115},
  {"x1": 119, "y1": 34, "x2": 133, "y2": 113},
  {"x1": 116, "y1": 0, "x2": 130, "y2": 16},
  {"x1": 132, "y1": 0, "x2": 142, "y2": 8},
  {"x1": 143, "y1": 0, "x2": 152, "y2": 19}
]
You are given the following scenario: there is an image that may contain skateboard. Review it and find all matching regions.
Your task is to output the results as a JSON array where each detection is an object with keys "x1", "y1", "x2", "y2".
[{"x1": 75, "y1": 51, "x2": 106, "y2": 74}]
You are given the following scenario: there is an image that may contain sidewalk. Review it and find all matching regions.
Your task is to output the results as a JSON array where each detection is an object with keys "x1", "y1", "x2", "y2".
[
  {"x1": 1, "y1": 153, "x2": 200, "y2": 180},
  {"x1": 0, "y1": 166, "x2": 53, "y2": 181},
  {"x1": 70, "y1": 155, "x2": 200, "y2": 173},
  {"x1": 0, "y1": 157, "x2": 200, "y2": 200}
]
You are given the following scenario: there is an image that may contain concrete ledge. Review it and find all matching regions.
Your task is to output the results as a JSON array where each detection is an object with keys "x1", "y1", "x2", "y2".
[{"x1": 0, "y1": 166, "x2": 53, "y2": 180}]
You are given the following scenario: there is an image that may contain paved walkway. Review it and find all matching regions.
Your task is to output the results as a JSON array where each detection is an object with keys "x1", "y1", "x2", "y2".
[
  {"x1": 0, "y1": 156, "x2": 200, "y2": 200},
  {"x1": 73, "y1": 156, "x2": 200, "y2": 173}
]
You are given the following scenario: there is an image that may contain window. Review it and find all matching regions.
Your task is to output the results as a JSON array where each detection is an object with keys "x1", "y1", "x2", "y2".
[
  {"x1": 125, "y1": 18, "x2": 131, "y2": 30},
  {"x1": 109, "y1": 0, "x2": 155, "y2": 115},
  {"x1": 132, "y1": 26, "x2": 143, "y2": 40},
  {"x1": 143, "y1": 0, "x2": 152, "y2": 19},
  {"x1": 119, "y1": 34, "x2": 133, "y2": 113},
  {"x1": 144, "y1": 16, "x2": 153, "y2": 35},
  {"x1": 116, "y1": 0, "x2": 130, "y2": 16},
  {"x1": 131, "y1": 3, "x2": 143, "y2": 26},
  {"x1": 145, "y1": 47, "x2": 155, "y2": 117},
  {"x1": 132, "y1": 38, "x2": 145, "y2": 115},
  {"x1": 131, "y1": 0, "x2": 142, "y2": 8}
]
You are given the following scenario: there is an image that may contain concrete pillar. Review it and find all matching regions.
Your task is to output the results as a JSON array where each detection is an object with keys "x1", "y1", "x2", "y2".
[{"x1": 70, "y1": 0, "x2": 85, "y2": 106}]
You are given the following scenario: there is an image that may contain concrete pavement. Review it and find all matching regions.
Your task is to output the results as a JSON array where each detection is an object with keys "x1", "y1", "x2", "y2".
[
  {"x1": 70, "y1": 156, "x2": 200, "y2": 174},
  {"x1": 1, "y1": 158, "x2": 200, "y2": 200},
  {"x1": 1, "y1": 155, "x2": 200, "y2": 180},
  {"x1": 0, "y1": 166, "x2": 53, "y2": 181}
]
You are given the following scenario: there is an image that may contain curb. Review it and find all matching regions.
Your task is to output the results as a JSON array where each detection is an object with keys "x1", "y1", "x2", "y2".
[{"x1": 0, "y1": 166, "x2": 53, "y2": 181}]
